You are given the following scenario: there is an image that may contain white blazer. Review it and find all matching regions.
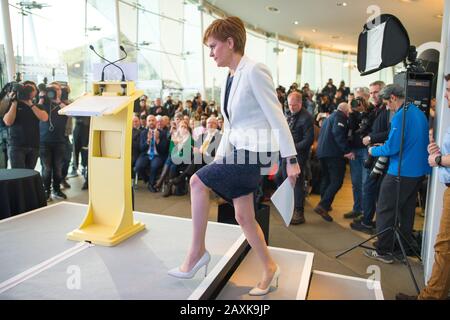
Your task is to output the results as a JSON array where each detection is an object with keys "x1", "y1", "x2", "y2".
[{"x1": 216, "y1": 56, "x2": 297, "y2": 159}]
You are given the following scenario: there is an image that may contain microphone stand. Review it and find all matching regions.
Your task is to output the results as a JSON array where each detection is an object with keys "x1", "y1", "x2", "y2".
[{"x1": 89, "y1": 45, "x2": 128, "y2": 95}]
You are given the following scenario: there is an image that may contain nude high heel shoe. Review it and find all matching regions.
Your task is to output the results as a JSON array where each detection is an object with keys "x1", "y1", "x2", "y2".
[
  {"x1": 167, "y1": 251, "x2": 210, "y2": 279},
  {"x1": 248, "y1": 265, "x2": 281, "y2": 296}
]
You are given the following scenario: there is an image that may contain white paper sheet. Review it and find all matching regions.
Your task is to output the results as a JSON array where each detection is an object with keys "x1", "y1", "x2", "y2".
[{"x1": 270, "y1": 178, "x2": 294, "y2": 227}]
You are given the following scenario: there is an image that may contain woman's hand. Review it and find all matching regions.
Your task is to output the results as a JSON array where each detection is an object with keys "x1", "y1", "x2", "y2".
[{"x1": 286, "y1": 161, "x2": 300, "y2": 187}]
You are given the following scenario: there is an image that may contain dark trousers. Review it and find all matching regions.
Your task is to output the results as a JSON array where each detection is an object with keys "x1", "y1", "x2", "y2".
[
  {"x1": 134, "y1": 154, "x2": 164, "y2": 186},
  {"x1": 72, "y1": 124, "x2": 89, "y2": 170},
  {"x1": 62, "y1": 137, "x2": 73, "y2": 179},
  {"x1": 318, "y1": 157, "x2": 346, "y2": 210},
  {"x1": 375, "y1": 174, "x2": 424, "y2": 255},
  {"x1": 40, "y1": 143, "x2": 66, "y2": 193},
  {"x1": 278, "y1": 158, "x2": 306, "y2": 212},
  {"x1": 362, "y1": 172, "x2": 384, "y2": 224},
  {"x1": 0, "y1": 129, "x2": 8, "y2": 168},
  {"x1": 8, "y1": 145, "x2": 39, "y2": 169}
]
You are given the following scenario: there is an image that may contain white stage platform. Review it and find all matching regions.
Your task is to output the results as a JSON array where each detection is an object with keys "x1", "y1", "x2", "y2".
[
  {"x1": 0, "y1": 202, "x2": 384, "y2": 300},
  {"x1": 307, "y1": 270, "x2": 384, "y2": 300},
  {"x1": 0, "y1": 202, "x2": 246, "y2": 300}
]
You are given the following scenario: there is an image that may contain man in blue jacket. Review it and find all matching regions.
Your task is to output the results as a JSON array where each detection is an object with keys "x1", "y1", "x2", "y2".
[
  {"x1": 365, "y1": 84, "x2": 431, "y2": 264},
  {"x1": 315, "y1": 102, "x2": 354, "y2": 222}
]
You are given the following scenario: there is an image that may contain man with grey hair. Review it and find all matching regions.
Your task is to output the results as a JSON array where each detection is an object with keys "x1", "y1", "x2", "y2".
[
  {"x1": 315, "y1": 102, "x2": 354, "y2": 222},
  {"x1": 364, "y1": 84, "x2": 430, "y2": 263}
]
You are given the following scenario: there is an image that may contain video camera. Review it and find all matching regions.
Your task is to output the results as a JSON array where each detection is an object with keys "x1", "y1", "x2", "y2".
[{"x1": 1, "y1": 82, "x2": 35, "y2": 102}]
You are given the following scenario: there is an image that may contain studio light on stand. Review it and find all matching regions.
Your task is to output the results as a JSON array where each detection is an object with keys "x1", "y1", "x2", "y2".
[{"x1": 336, "y1": 14, "x2": 434, "y2": 294}]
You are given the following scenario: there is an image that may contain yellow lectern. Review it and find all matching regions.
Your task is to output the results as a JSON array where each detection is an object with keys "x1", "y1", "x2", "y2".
[{"x1": 59, "y1": 81, "x2": 145, "y2": 246}]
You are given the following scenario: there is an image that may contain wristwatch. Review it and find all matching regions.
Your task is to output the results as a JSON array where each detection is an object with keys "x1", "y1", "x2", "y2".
[
  {"x1": 288, "y1": 157, "x2": 298, "y2": 164},
  {"x1": 435, "y1": 155, "x2": 442, "y2": 166}
]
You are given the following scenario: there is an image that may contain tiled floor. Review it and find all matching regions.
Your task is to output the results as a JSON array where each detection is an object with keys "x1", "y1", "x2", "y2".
[{"x1": 58, "y1": 167, "x2": 426, "y2": 300}]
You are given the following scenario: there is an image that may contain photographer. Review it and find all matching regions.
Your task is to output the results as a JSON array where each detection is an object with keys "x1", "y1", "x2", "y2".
[
  {"x1": 351, "y1": 81, "x2": 390, "y2": 234},
  {"x1": 344, "y1": 96, "x2": 376, "y2": 221},
  {"x1": 39, "y1": 82, "x2": 69, "y2": 201},
  {"x1": 364, "y1": 84, "x2": 430, "y2": 264},
  {"x1": 2, "y1": 82, "x2": 48, "y2": 169}
]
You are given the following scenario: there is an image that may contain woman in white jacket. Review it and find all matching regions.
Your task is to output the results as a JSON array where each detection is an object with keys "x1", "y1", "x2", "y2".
[{"x1": 168, "y1": 16, "x2": 300, "y2": 296}]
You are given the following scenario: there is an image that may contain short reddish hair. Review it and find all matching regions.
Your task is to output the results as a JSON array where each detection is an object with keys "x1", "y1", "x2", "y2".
[
  {"x1": 203, "y1": 16, "x2": 246, "y2": 55},
  {"x1": 445, "y1": 74, "x2": 450, "y2": 82}
]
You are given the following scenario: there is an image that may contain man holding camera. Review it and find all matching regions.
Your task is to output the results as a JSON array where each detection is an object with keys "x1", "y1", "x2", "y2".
[
  {"x1": 39, "y1": 82, "x2": 69, "y2": 201},
  {"x1": 397, "y1": 74, "x2": 450, "y2": 300},
  {"x1": 344, "y1": 95, "x2": 375, "y2": 222},
  {"x1": 365, "y1": 84, "x2": 430, "y2": 264},
  {"x1": 3, "y1": 82, "x2": 48, "y2": 169},
  {"x1": 351, "y1": 81, "x2": 390, "y2": 234}
]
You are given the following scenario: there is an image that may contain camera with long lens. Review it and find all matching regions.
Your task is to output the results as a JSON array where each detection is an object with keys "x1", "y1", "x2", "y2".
[
  {"x1": 369, "y1": 156, "x2": 389, "y2": 179},
  {"x1": 38, "y1": 86, "x2": 57, "y2": 101}
]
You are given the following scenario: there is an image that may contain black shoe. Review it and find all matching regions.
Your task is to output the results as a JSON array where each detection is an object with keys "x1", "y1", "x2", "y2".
[
  {"x1": 81, "y1": 181, "x2": 88, "y2": 190},
  {"x1": 52, "y1": 190, "x2": 67, "y2": 200},
  {"x1": 350, "y1": 220, "x2": 375, "y2": 235},
  {"x1": 314, "y1": 205, "x2": 333, "y2": 222},
  {"x1": 363, "y1": 249, "x2": 394, "y2": 264},
  {"x1": 343, "y1": 211, "x2": 363, "y2": 219},
  {"x1": 396, "y1": 292, "x2": 417, "y2": 300},
  {"x1": 353, "y1": 215, "x2": 376, "y2": 228},
  {"x1": 147, "y1": 183, "x2": 157, "y2": 193}
]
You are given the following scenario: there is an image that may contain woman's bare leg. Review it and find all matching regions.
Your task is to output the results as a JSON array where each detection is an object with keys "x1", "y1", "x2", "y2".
[
  {"x1": 179, "y1": 174, "x2": 210, "y2": 272},
  {"x1": 233, "y1": 193, "x2": 277, "y2": 288}
]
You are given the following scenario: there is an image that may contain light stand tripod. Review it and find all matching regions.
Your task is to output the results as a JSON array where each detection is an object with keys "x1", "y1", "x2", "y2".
[{"x1": 336, "y1": 64, "x2": 424, "y2": 294}]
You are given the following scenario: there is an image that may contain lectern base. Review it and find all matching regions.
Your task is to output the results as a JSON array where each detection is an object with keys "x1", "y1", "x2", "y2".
[{"x1": 67, "y1": 222, "x2": 145, "y2": 246}]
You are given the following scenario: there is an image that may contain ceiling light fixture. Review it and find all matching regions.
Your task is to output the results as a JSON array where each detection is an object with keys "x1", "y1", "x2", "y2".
[
  {"x1": 293, "y1": 21, "x2": 299, "y2": 25},
  {"x1": 312, "y1": 29, "x2": 317, "y2": 33},
  {"x1": 337, "y1": 2, "x2": 348, "y2": 6},
  {"x1": 435, "y1": 13, "x2": 443, "y2": 19}
]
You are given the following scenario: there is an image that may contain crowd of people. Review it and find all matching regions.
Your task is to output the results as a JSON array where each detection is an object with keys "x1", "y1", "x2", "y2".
[{"x1": 0, "y1": 76, "x2": 432, "y2": 260}]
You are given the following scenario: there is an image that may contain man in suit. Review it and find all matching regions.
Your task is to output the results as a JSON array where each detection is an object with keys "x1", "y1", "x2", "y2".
[
  {"x1": 278, "y1": 91, "x2": 314, "y2": 225},
  {"x1": 135, "y1": 114, "x2": 169, "y2": 192},
  {"x1": 194, "y1": 116, "x2": 222, "y2": 167},
  {"x1": 315, "y1": 103, "x2": 354, "y2": 222}
]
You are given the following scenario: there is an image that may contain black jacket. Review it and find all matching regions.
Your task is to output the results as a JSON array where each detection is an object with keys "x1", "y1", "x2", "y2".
[
  {"x1": 286, "y1": 108, "x2": 314, "y2": 165},
  {"x1": 369, "y1": 106, "x2": 391, "y2": 144},
  {"x1": 139, "y1": 128, "x2": 169, "y2": 159},
  {"x1": 316, "y1": 110, "x2": 351, "y2": 159},
  {"x1": 132, "y1": 127, "x2": 141, "y2": 162}
]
